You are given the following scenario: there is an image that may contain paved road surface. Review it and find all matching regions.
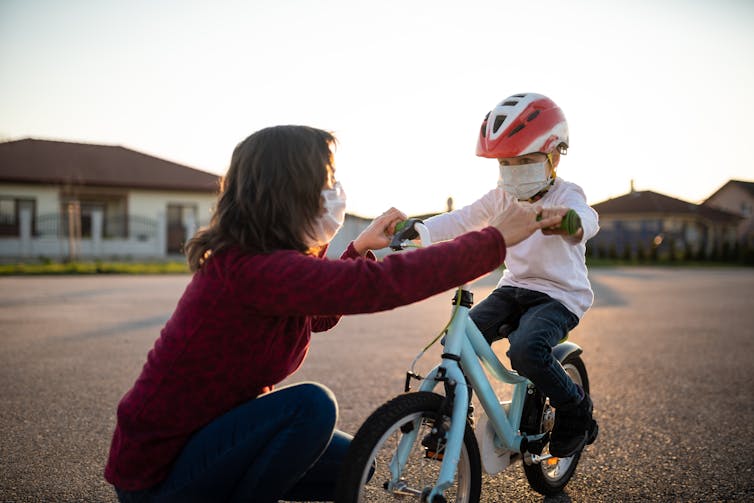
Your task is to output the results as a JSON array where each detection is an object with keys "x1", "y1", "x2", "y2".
[{"x1": 1, "y1": 267, "x2": 753, "y2": 502}]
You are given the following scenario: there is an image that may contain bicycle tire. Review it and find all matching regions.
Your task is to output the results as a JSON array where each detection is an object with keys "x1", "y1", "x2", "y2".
[
  {"x1": 335, "y1": 391, "x2": 482, "y2": 503},
  {"x1": 521, "y1": 353, "x2": 590, "y2": 496}
]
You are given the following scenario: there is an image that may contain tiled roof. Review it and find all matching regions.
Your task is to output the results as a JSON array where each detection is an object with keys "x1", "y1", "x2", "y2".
[
  {"x1": 705, "y1": 179, "x2": 754, "y2": 201},
  {"x1": 593, "y1": 190, "x2": 741, "y2": 223},
  {"x1": 0, "y1": 138, "x2": 220, "y2": 192}
]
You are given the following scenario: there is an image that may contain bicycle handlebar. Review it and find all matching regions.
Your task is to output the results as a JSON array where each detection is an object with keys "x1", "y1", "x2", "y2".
[
  {"x1": 537, "y1": 208, "x2": 582, "y2": 235},
  {"x1": 389, "y1": 209, "x2": 581, "y2": 251},
  {"x1": 389, "y1": 218, "x2": 429, "y2": 250}
]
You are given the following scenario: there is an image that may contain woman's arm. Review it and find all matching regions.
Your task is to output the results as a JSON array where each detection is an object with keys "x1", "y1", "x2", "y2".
[
  {"x1": 236, "y1": 227, "x2": 507, "y2": 317},
  {"x1": 310, "y1": 241, "x2": 373, "y2": 332},
  {"x1": 234, "y1": 202, "x2": 553, "y2": 317}
]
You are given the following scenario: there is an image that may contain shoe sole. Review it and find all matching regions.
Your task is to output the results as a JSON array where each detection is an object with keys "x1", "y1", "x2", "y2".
[
  {"x1": 548, "y1": 433, "x2": 587, "y2": 458},
  {"x1": 550, "y1": 420, "x2": 598, "y2": 458},
  {"x1": 587, "y1": 420, "x2": 599, "y2": 445}
]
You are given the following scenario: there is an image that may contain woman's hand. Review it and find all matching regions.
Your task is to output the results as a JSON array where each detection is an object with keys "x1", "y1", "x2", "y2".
[
  {"x1": 539, "y1": 206, "x2": 584, "y2": 241},
  {"x1": 490, "y1": 201, "x2": 561, "y2": 246},
  {"x1": 353, "y1": 207, "x2": 408, "y2": 255}
]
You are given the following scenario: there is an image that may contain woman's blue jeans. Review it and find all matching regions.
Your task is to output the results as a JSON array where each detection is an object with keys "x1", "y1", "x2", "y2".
[
  {"x1": 469, "y1": 286, "x2": 581, "y2": 407},
  {"x1": 115, "y1": 382, "x2": 350, "y2": 503}
]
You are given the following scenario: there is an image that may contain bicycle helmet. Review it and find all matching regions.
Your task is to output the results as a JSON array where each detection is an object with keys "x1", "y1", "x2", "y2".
[{"x1": 476, "y1": 93, "x2": 569, "y2": 158}]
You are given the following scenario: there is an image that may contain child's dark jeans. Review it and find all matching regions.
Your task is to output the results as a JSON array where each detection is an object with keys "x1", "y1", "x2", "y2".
[{"x1": 470, "y1": 286, "x2": 581, "y2": 407}]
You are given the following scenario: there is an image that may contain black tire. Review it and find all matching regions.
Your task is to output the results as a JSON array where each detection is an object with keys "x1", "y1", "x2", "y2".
[
  {"x1": 335, "y1": 391, "x2": 482, "y2": 503},
  {"x1": 521, "y1": 353, "x2": 590, "y2": 496}
]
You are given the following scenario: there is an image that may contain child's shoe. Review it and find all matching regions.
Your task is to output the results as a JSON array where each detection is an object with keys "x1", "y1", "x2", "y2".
[{"x1": 548, "y1": 392, "x2": 598, "y2": 458}]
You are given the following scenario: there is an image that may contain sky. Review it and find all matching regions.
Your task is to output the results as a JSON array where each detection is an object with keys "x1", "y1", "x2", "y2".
[{"x1": 1, "y1": 0, "x2": 753, "y2": 217}]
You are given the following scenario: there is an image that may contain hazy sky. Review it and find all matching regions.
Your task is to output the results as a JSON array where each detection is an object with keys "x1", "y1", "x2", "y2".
[{"x1": 2, "y1": 0, "x2": 753, "y2": 217}]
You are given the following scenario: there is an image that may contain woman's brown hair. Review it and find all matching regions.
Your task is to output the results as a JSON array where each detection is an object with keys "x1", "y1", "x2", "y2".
[{"x1": 185, "y1": 125, "x2": 336, "y2": 271}]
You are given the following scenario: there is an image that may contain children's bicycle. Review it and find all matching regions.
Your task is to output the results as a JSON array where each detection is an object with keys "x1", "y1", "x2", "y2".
[{"x1": 335, "y1": 217, "x2": 596, "y2": 502}]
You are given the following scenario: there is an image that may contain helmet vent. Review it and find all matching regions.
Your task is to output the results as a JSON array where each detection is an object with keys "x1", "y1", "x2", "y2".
[
  {"x1": 493, "y1": 115, "x2": 507, "y2": 134},
  {"x1": 502, "y1": 100, "x2": 518, "y2": 107},
  {"x1": 526, "y1": 110, "x2": 540, "y2": 122},
  {"x1": 512, "y1": 94, "x2": 527, "y2": 98},
  {"x1": 508, "y1": 123, "x2": 525, "y2": 137}
]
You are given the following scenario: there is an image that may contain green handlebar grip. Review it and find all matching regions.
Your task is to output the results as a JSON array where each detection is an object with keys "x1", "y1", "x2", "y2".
[
  {"x1": 394, "y1": 220, "x2": 409, "y2": 233},
  {"x1": 537, "y1": 209, "x2": 582, "y2": 235}
]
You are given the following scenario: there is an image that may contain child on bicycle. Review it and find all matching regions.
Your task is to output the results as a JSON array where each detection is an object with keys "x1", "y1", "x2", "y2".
[
  {"x1": 423, "y1": 93, "x2": 600, "y2": 458},
  {"x1": 104, "y1": 125, "x2": 562, "y2": 503}
]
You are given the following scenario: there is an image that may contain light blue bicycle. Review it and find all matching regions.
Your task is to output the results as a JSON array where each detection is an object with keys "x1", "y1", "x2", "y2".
[{"x1": 335, "y1": 218, "x2": 595, "y2": 503}]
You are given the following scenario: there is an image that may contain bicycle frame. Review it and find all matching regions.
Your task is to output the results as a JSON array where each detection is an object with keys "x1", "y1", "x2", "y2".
[
  {"x1": 388, "y1": 287, "x2": 544, "y2": 500},
  {"x1": 383, "y1": 220, "x2": 584, "y2": 501}
]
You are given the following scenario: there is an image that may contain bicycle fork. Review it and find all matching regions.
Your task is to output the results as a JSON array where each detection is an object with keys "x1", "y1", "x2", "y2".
[{"x1": 386, "y1": 360, "x2": 469, "y2": 501}]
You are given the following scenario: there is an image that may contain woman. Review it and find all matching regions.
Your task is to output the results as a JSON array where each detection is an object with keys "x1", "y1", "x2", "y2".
[{"x1": 105, "y1": 125, "x2": 560, "y2": 502}]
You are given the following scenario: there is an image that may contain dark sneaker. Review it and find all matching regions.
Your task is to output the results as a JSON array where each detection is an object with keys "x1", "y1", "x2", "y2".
[{"x1": 549, "y1": 393, "x2": 597, "y2": 458}]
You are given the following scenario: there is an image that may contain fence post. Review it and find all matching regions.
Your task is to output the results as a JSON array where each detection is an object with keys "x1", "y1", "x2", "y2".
[
  {"x1": 156, "y1": 212, "x2": 167, "y2": 258},
  {"x1": 19, "y1": 207, "x2": 32, "y2": 258},
  {"x1": 92, "y1": 209, "x2": 103, "y2": 258},
  {"x1": 183, "y1": 211, "x2": 196, "y2": 248},
  {"x1": 67, "y1": 202, "x2": 81, "y2": 261}
]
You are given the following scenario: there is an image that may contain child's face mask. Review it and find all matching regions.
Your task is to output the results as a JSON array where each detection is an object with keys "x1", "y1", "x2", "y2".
[
  {"x1": 497, "y1": 156, "x2": 553, "y2": 201},
  {"x1": 307, "y1": 182, "x2": 346, "y2": 247}
]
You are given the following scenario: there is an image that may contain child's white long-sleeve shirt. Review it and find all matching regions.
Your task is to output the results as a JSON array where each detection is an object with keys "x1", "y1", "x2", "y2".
[{"x1": 424, "y1": 178, "x2": 599, "y2": 319}]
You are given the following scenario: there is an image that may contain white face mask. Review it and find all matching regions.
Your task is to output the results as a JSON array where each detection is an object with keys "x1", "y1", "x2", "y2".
[
  {"x1": 306, "y1": 181, "x2": 347, "y2": 247},
  {"x1": 497, "y1": 160, "x2": 552, "y2": 200}
]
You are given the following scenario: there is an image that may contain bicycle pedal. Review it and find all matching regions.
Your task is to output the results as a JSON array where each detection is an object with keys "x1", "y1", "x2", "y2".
[
  {"x1": 421, "y1": 432, "x2": 445, "y2": 460},
  {"x1": 526, "y1": 433, "x2": 549, "y2": 456},
  {"x1": 424, "y1": 449, "x2": 444, "y2": 461}
]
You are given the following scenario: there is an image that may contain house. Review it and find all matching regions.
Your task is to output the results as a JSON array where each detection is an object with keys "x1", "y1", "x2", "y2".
[
  {"x1": 703, "y1": 180, "x2": 754, "y2": 247},
  {"x1": 590, "y1": 185, "x2": 742, "y2": 261},
  {"x1": 0, "y1": 138, "x2": 220, "y2": 260}
]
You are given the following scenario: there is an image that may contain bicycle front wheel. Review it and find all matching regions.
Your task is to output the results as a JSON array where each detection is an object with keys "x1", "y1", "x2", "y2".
[{"x1": 335, "y1": 391, "x2": 481, "y2": 503}]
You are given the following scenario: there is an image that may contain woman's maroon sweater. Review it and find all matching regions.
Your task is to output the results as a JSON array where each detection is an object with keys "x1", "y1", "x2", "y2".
[{"x1": 105, "y1": 227, "x2": 506, "y2": 490}]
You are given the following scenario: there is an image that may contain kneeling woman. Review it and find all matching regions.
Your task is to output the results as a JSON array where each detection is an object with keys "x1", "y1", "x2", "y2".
[{"x1": 105, "y1": 125, "x2": 557, "y2": 502}]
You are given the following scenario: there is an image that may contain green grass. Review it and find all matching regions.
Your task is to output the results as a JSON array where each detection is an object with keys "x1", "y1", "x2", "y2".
[{"x1": 0, "y1": 260, "x2": 190, "y2": 275}]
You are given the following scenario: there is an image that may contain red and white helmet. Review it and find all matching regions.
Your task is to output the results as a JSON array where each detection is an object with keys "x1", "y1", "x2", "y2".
[{"x1": 476, "y1": 93, "x2": 569, "y2": 158}]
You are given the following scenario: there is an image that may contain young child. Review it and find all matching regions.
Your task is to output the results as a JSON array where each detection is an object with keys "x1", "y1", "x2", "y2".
[
  {"x1": 423, "y1": 93, "x2": 600, "y2": 458},
  {"x1": 104, "y1": 125, "x2": 561, "y2": 503}
]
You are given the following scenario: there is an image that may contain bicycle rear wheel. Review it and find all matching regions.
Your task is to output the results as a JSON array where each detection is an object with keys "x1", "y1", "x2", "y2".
[
  {"x1": 335, "y1": 391, "x2": 481, "y2": 503},
  {"x1": 521, "y1": 352, "x2": 590, "y2": 496}
]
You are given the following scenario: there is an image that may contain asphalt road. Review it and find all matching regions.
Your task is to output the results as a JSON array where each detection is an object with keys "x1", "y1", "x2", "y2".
[{"x1": 1, "y1": 267, "x2": 753, "y2": 502}]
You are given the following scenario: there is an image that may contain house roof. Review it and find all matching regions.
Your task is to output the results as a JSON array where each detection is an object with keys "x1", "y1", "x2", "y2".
[
  {"x1": 593, "y1": 190, "x2": 741, "y2": 223},
  {"x1": 704, "y1": 179, "x2": 754, "y2": 202},
  {"x1": 0, "y1": 138, "x2": 221, "y2": 192}
]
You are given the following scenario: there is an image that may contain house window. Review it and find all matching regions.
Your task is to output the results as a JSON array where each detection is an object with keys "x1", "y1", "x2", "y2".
[
  {"x1": 0, "y1": 197, "x2": 36, "y2": 237},
  {"x1": 0, "y1": 199, "x2": 15, "y2": 227},
  {"x1": 60, "y1": 194, "x2": 127, "y2": 238},
  {"x1": 741, "y1": 202, "x2": 752, "y2": 217}
]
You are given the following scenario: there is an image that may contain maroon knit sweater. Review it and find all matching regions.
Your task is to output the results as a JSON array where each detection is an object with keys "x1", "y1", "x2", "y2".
[{"x1": 105, "y1": 227, "x2": 506, "y2": 490}]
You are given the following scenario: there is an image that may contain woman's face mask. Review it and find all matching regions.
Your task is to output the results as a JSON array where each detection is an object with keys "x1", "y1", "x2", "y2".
[
  {"x1": 497, "y1": 156, "x2": 553, "y2": 201},
  {"x1": 307, "y1": 181, "x2": 346, "y2": 247}
]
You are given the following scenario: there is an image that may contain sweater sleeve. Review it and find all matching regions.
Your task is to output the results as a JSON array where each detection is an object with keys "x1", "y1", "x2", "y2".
[
  {"x1": 557, "y1": 183, "x2": 600, "y2": 243},
  {"x1": 233, "y1": 227, "x2": 506, "y2": 316},
  {"x1": 424, "y1": 189, "x2": 505, "y2": 242},
  {"x1": 310, "y1": 242, "x2": 376, "y2": 332}
]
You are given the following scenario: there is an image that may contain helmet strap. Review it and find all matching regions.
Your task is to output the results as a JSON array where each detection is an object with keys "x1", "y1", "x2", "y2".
[
  {"x1": 523, "y1": 153, "x2": 557, "y2": 202},
  {"x1": 525, "y1": 178, "x2": 555, "y2": 202}
]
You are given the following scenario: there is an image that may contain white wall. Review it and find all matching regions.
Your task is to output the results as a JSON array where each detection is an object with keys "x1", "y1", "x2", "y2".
[
  {"x1": 0, "y1": 184, "x2": 217, "y2": 259},
  {"x1": 129, "y1": 190, "x2": 216, "y2": 226},
  {"x1": 0, "y1": 183, "x2": 59, "y2": 214}
]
